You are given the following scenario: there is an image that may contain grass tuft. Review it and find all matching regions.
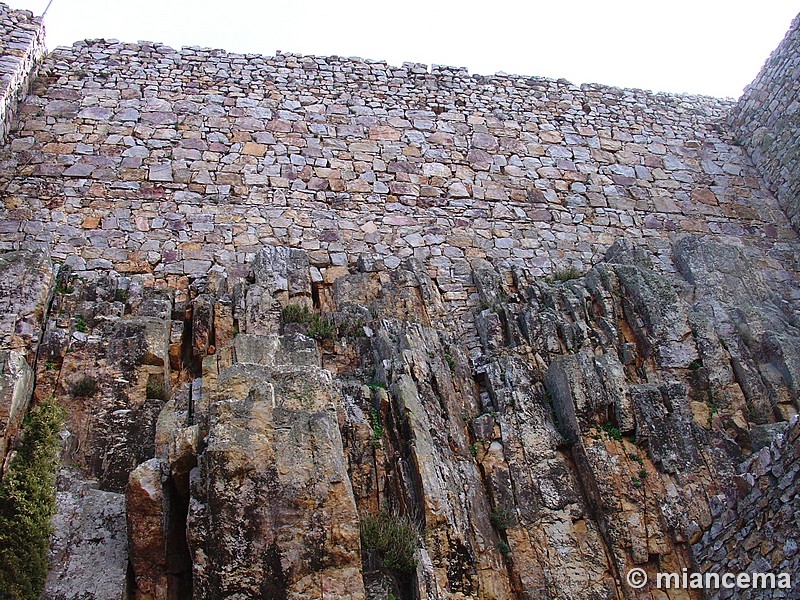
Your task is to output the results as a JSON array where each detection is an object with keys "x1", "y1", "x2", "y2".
[
  {"x1": 281, "y1": 303, "x2": 312, "y2": 324},
  {"x1": 360, "y1": 509, "x2": 418, "y2": 573},
  {"x1": 70, "y1": 376, "x2": 98, "y2": 398}
]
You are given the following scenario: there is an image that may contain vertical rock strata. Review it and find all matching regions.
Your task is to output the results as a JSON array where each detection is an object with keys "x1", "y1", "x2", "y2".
[
  {"x1": 0, "y1": 3, "x2": 796, "y2": 599},
  {"x1": 26, "y1": 238, "x2": 794, "y2": 599}
]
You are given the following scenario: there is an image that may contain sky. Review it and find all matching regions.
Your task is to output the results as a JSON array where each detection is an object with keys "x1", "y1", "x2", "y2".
[{"x1": 4, "y1": 0, "x2": 798, "y2": 98}]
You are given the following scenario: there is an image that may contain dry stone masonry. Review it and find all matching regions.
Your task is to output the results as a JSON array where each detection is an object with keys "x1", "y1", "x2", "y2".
[
  {"x1": 729, "y1": 13, "x2": 800, "y2": 232},
  {"x1": 1, "y1": 34, "x2": 799, "y2": 336},
  {"x1": 0, "y1": 4, "x2": 798, "y2": 600},
  {"x1": 0, "y1": 3, "x2": 43, "y2": 144}
]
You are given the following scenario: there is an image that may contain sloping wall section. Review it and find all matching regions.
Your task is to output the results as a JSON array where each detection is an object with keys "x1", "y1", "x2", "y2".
[
  {"x1": 0, "y1": 2, "x2": 44, "y2": 144},
  {"x1": 729, "y1": 13, "x2": 800, "y2": 231}
]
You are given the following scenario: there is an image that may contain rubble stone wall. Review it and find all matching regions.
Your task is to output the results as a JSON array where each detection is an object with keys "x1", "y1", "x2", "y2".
[
  {"x1": 693, "y1": 417, "x2": 800, "y2": 599},
  {"x1": 0, "y1": 35, "x2": 798, "y2": 328},
  {"x1": 729, "y1": 14, "x2": 800, "y2": 231},
  {"x1": 0, "y1": 3, "x2": 44, "y2": 144}
]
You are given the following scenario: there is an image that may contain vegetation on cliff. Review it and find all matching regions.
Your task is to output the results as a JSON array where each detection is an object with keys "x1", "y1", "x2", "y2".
[
  {"x1": 360, "y1": 509, "x2": 418, "y2": 573},
  {"x1": 0, "y1": 398, "x2": 64, "y2": 600}
]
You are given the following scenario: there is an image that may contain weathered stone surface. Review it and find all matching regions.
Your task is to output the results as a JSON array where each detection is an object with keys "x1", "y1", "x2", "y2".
[
  {"x1": 0, "y1": 249, "x2": 54, "y2": 353},
  {"x1": 0, "y1": 4, "x2": 793, "y2": 598},
  {"x1": 729, "y1": 14, "x2": 800, "y2": 231},
  {"x1": 126, "y1": 459, "x2": 168, "y2": 600},
  {"x1": 0, "y1": 3, "x2": 44, "y2": 144},
  {"x1": 693, "y1": 416, "x2": 800, "y2": 598},
  {"x1": 0, "y1": 249, "x2": 53, "y2": 466},
  {"x1": 189, "y1": 359, "x2": 364, "y2": 599},
  {"x1": 45, "y1": 468, "x2": 128, "y2": 600},
  {"x1": 0, "y1": 22, "x2": 797, "y2": 342},
  {"x1": 0, "y1": 349, "x2": 32, "y2": 466}
]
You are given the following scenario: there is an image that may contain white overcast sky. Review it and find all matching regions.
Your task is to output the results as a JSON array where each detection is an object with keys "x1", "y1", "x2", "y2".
[{"x1": 4, "y1": 0, "x2": 799, "y2": 98}]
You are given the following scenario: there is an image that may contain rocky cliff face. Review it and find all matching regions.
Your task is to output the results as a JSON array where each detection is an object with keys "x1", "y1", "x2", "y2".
[
  {"x1": 0, "y1": 233, "x2": 794, "y2": 599},
  {"x1": 0, "y1": 4, "x2": 798, "y2": 598}
]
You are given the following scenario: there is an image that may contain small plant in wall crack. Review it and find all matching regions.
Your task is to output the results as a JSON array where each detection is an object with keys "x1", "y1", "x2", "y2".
[
  {"x1": 360, "y1": 510, "x2": 418, "y2": 573},
  {"x1": 370, "y1": 407, "x2": 384, "y2": 440},
  {"x1": 70, "y1": 375, "x2": 98, "y2": 398},
  {"x1": 601, "y1": 422, "x2": 622, "y2": 441},
  {"x1": 74, "y1": 315, "x2": 87, "y2": 333}
]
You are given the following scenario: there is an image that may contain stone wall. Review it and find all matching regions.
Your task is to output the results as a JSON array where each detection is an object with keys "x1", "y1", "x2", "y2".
[
  {"x1": 0, "y1": 36, "x2": 797, "y2": 331},
  {"x1": 692, "y1": 416, "x2": 800, "y2": 599},
  {"x1": 0, "y1": 3, "x2": 44, "y2": 145},
  {"x1": 729, "y1": 13, "x2": 800, "y2": 231}
]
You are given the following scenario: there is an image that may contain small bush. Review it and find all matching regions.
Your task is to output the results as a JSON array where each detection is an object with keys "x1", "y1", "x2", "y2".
[
  {"x1": 370, "y1": 407, "x2": 383, "y2": 440},
  {"x1": 688, "y1": 359, "x2": 703, "y2": 370},
  {"x1": 281, "y1": 303, "x2": 311, "y2": 324},
  {"x1": 444, "y1": 353, "x2": 456, "y2": 372},
  {"x1": 360, "y1": 510, "x2": 418, "y2": 573},
  {"x1": 498, "y1": 541, "x2": 511, "y2": 558},
  {"x1": 0, "y1": 398, "x2": 65, "y2": 598},
  {"x1": 601, "y1": 422, "x2": 622, "y2": 442},
  {"x1": 549, "y1": 267, "x2": 582, "y2": 283},
  {"x1": 339, "y1": 318, "x2": 366, "y2": 338},
  {"x1": 627, "y1": 452, "x2": 644, "y2": 465},
  {"x1": 74, "y1": 315, "x2": 87, "y2": 333},
  {"x1": 54, "y1": 282, "x2": 74, "y2": 295},
  {"x1": 631, "y1": 478, "x2": 642, "y2": 489},
  {"x1": 70, "y1": 376, "x2": 98, "y2": 398},
  {"x1": 146, "y1": 377, "x2": 167, "y2": 400},
  {"x1": 469, "y1": 443, "x2": 478, "y2": 457},
  {"x1": 307, "y1": 313, "x2": 336, "y2": 340},
  {"x1": 490, "y1": 508, "x2": 510, "y2": 532}
]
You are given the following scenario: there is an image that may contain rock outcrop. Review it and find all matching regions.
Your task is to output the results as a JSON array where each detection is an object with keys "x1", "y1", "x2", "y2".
[
  {"x1": 19, "y1": 236, "x2": 794, "y2": 600},
  {"x1": 0, "y1": 249, "x2": 53, "y2": 468},
  {"x1": 0, "y1": 4, "x2": 796, "y2": 599}
]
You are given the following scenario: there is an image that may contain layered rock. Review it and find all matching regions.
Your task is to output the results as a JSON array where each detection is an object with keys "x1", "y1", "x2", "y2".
[{"x1": 0, "y1": 249, "x2": 53, "y2": 468}]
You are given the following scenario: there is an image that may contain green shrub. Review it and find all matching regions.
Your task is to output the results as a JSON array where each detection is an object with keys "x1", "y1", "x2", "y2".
[
  {"x1": 281, "y1": 303, "x2": 311, "y2": 324},
  {"x1": 0, "y1": 398, "x2": 64, "y2": 599},
  {"x1": 490, "y1": 508, "x2": 510, "y2": 532},
  {"x1": 360, "y1": 510, "x2": 418, "y2": 573},
  {"x1": 370, "y1": 407, "x2": 384, "y2": 440},
  {"x1": 307, "y1": 313, "x2": 336, "y2": 340},
  {"x1": 54, "y1": 282, "x2": 74, "y2": 295},
  {"x1": 70, "y1": 376, "x2": 98, "y2": 398},
  {"x1": 498, "y1": 541, "x2": 511, "y2": 558},
  {"x1": 601, "y1": 422, "x2": 622, "y2": 441},
  {"x1": 74, "y1": 315, "x2": 87, "y2": 333},
  {"x1": 444, "y1": 353, "x2": 456, "y2": 372},
  {"x1": 339, "y1": 318, "x2": 366, "y2": 338},
  {"x1": 548, "y1": 267, "x2": 582, "y2": 283}
]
